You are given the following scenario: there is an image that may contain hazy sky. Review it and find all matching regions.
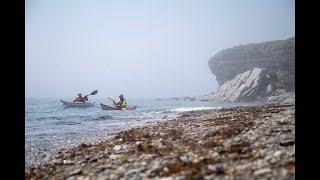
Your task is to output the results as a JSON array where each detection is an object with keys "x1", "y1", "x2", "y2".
[{"x1": 25, "y1": 0, "x2": 295, "y2": 99}]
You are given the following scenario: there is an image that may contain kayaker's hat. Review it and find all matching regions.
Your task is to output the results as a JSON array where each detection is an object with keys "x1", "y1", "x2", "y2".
[{"x1": 119, "y1": 94, "x2": 123, "y2": 98}]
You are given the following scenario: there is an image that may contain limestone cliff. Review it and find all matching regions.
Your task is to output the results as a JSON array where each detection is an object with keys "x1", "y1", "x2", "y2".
[{"x1": 207, "y1": 37, "x2": 295, "y2": 103}]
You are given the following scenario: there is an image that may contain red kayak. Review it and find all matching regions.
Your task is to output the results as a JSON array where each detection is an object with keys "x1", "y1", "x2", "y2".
[{"x1": 100, "y1": 103, "x2": 137, "y2": 110}]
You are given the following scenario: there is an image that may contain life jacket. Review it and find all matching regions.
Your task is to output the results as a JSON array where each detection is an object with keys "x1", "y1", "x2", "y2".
[
  {"x1": 116, "y1": 99, "x2": 126, "y2": 107},
  {"x1": 75, "y1": 96, "x2": 88, "y2": 102}
]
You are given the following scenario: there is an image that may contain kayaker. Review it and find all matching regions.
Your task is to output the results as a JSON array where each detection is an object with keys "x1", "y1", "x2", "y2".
[
  {"x1": 73, "y1": 92, "x2": 88, "y2": 103},
  {"x1": 116, "y1": 94, "x2": 126, "y2": 108}
]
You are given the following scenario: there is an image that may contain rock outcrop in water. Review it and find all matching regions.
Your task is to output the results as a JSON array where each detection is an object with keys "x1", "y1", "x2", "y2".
[
  {"x1": 206, "y1": 37, "x2": 295, "y2": 103},
  {"x1": 208, "y1": 37, "x2": 295, "y2": 87},
  {"x1": 168, "y1": 38, "x2": 295, "y2": 103}
]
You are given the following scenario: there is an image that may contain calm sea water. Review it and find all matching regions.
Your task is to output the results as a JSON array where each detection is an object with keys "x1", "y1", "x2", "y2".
[{"x1": 25, "y1": 97, "x2": 254, "y2": 169}]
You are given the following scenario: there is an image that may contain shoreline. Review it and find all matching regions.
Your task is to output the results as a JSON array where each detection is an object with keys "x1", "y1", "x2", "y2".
[{"x1": 26, "y1": 103, "x2": 295, "y2": 179}]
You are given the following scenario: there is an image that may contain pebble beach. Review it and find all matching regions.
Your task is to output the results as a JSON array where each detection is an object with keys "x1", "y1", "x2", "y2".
[{"x1": 25, "y1": 103, "x2": 295, "y2": 179}]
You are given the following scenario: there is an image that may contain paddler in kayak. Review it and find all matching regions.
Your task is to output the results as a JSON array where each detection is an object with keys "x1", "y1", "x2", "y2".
[
  {"x1": 115, "y1": 94, "x2": 126, "y2": 109},
  {"x1": 73, "y1": 92, "x2": 88, "y2": 103}
]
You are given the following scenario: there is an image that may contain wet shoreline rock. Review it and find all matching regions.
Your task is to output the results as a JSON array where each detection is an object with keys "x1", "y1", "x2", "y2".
[{"x1": 25, "y1": 103, "x2": 295, "y2": 179}]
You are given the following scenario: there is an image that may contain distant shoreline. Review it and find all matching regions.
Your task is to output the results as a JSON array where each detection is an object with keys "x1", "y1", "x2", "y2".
[{"x1": 26, "y1": 103, "x2": 295, "y2": 179}]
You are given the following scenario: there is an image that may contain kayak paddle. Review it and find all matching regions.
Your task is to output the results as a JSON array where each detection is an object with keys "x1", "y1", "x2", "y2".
[{"x1": 85, "y1": 90, "x2": 98, "y2": 97}]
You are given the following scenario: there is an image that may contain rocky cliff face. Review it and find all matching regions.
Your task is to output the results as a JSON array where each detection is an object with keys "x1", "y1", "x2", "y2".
[{"x1": 207, "y1": 37, "x2": 295, "y2": 103}]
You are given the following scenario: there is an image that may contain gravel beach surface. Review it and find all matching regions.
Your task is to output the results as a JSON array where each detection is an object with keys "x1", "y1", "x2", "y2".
[{"x1": 25, "y1": 103, "x2": 295, "y2": 179}]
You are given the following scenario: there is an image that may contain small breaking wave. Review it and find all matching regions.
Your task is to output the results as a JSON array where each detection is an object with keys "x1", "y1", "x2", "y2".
[{"x1": 171, "y1": 107, "x2": 221, "y2": 112}]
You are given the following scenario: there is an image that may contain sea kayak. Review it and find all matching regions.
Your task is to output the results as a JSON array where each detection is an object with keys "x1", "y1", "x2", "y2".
[
  {"x1": 60, "y1": 100, "x2": 95, "y2": 107},
  {"x1": 100, "y1": 103, "x2": 137, "y2": 110}
]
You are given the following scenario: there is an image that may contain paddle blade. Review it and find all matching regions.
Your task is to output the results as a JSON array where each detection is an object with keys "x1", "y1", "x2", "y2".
[{"x1": 90, "y1": 90, "x2": 98, "y2": 95}]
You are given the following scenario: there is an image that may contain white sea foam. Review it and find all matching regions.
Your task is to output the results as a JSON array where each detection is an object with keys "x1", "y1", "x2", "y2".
[{"x1": 171, "y1": 107, "x2": 221, "y2": 112}]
